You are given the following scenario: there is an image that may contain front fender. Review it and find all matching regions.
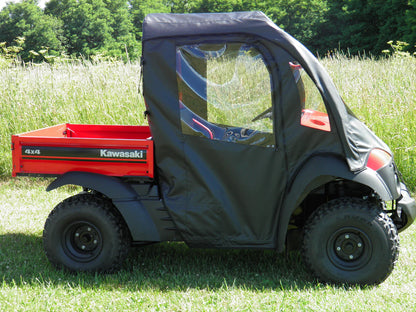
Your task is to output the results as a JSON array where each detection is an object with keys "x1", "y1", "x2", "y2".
[
  {"x1": 276, "y1": 155, "x2": 395, "y2": 252},
  {"x1": 47, "y1": 171, "x2": 160, "y2": 242}
]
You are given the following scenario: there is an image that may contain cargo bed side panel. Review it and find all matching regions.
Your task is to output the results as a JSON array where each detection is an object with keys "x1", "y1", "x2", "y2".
[{"x1": 12, "y1": 124, "x2": 154, "y2": 178}]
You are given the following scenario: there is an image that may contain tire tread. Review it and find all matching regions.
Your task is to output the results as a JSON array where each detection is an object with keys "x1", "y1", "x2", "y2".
[
  {"x1": 302, "y1": 197, "x2": 399, "y2": 285},
  {"x1": 43, "y1": 193, "x2": 131, "y2": 273}
]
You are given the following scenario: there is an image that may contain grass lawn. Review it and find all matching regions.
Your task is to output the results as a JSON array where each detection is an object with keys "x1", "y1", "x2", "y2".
[{"x1": 1, "y1": 177, "x2": 416, "y2": 311}]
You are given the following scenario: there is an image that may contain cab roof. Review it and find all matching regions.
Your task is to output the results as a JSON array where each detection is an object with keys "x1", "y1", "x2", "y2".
[{"x1": 142, "y1": 11, "x2": 279, "y2": 42}]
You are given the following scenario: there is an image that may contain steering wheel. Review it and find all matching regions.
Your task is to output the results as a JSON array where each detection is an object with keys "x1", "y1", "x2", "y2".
[{"x1": 251, "y1": 107, "x2": 272, "y2": 122}]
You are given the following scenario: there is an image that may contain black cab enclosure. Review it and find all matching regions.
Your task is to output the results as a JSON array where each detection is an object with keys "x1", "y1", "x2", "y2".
[
  {"x1": 142, "y1": 13, "x2": 414, "y2": 241},
  {"x1": 141, "y1": 11, "x2": 415, "y2": 284},
  {"x1": 36, "y1": 11, "x2": 415, "y2": 285}
]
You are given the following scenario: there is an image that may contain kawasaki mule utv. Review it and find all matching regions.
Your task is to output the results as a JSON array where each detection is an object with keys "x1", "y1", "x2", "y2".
[{"x1": 12, "y1": 11, "x2": 416, "y2": 285}]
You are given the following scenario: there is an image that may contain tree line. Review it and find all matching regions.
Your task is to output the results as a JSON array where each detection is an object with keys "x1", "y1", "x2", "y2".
[{"x1": 1, "y1": 0, "x2": 415, "y2": 62}]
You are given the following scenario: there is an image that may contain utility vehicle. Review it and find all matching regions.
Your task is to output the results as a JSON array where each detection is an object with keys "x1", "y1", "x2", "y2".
[{"x1": 11, "y1": 12, "x2": 416, "y2": 285}]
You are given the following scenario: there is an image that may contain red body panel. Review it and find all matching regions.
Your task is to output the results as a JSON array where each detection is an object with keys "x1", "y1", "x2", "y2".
[
  {"x1": 12, "y1": 124, "x2": 154, "y2": 178},
  {"x1": 301, "y1": 109, "x2": 331, "y2": 132}
]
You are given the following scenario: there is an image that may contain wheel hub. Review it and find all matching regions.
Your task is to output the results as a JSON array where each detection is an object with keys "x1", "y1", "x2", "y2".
[
  {"x1": 73, "y1": 225, "x2": 100, "y2": 252},
  {"x1": 334, "y1": 232, "x2": 364, "y2": 261},
  {"x1": 327, "y1": 227, "x2": 372, "y2": 270},
  {"x1": 63, "y1": 221, "x2": 103, "y2": 262}
]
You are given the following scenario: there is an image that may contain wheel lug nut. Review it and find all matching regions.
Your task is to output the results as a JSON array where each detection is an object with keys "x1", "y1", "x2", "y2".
[
  {"x1": 87, "y1": 227, "x2": 91, "y2": 231},
  {"x1": 75, "y1": 233, "x2": 79, "y2": 237},
  {"x1": 357, "y1": 243, "x2": 362, "y2": 248},
  {"x1": 93, "y1": 240, "x2": 97, "y2": 244},
  {"x1": 337, "y1": 247, "x2": 341, "y2": 251},
  {"x1": 349, "y1": 255, "x2": 354, "y2": 259},
  {"x1": 81, "y1": 245, "x2": 86, "y2": 250},
  {"x1": 345, "y1": 234, "x2": 350, "y2": 239}
]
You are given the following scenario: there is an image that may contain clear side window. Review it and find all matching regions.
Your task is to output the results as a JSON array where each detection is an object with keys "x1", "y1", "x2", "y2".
[
  {"x1": 290, "y1": 62, "x2": 331, "y2": 132},
  {"x1": 177, "y1": 43, "x2": 275, "y2": 147}
]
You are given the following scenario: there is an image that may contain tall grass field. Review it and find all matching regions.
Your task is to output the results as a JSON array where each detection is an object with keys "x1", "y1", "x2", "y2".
[
  {"x1": 1, "y1": 55, "x2": 416, "y2": 186},
  {"x1": 1, "y1": 55, "x2": 416, "y2": 310}
]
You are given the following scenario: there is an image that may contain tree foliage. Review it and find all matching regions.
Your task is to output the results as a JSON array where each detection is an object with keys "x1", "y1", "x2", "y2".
[
  {"x1": 0, "y1": 0, "x2": 415, "y2": 62},
  {"x1": 130, "y1": 0, "x2": 170, "y2": 40},
  {"x1": 45, "y1": 0, "x2": 114, "y2": 56},
  {"x1": 261, "y1": 0, "x2": 328, "y2": 51},
  {"x1": 405, "y1": 0, "x2": 416, "y2": 50},
  {"x1": 103, "y1": 0, "x2": 140, "y2": 60},
  {"x1": 317, "y1": 0, "x2": 411, "y2": 55},
  {"x1": 0, "y1": 0, "x2": 64, "y2": 61}
]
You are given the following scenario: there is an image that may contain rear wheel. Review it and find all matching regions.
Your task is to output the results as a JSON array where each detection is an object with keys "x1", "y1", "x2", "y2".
[
  {"x1": 43, "y1": 193, "x2": 131, "y2": 273},
  {"x1": 302, "y1": 197, "x2": 399, "y2": 285}
]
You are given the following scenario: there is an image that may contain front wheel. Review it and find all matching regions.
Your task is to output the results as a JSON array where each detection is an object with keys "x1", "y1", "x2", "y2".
[
  {"x1": 302, "y1": 198, "x2": 399, "y2": 285},
  {"x1": 43, "y1": 193, "x2": 131, "y2": 273}
]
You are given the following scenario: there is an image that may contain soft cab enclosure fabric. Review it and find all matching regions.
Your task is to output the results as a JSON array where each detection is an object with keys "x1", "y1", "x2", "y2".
[{"x1": 142, "y1": 11, "x2": 389, "y2": 247}]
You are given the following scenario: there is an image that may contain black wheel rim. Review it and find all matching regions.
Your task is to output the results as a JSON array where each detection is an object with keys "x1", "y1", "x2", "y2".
[
  {"x1": 62, "y1": 221, "x2": 103, "y2": 262},
  {"x1": 327, "y1": 227, "x2": 372, "y2": 271}
]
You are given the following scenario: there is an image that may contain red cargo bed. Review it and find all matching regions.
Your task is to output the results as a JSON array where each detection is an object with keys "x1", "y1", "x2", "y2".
[{"x1": 11, "y1": 124, "x2": 154, "y2": 178}]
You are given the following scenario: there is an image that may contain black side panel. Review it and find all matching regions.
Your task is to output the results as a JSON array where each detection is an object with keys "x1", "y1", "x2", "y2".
[
  {"x1": 143, "y1": 36, "x2": 289, "y2": 248},
  {"x1": 178, "y1": 136, "x2": 285, "y2": 248},
  {"x1": 46, "y1": 172, "x2": 161, "y2": 242}
]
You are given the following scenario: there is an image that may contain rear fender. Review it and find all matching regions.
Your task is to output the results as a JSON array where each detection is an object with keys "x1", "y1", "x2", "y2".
[
  {"x1": 276, "y1": 155, "x2": 395, "y2": 252},
  {"x1": 47, "y1": 171, "x2": 160, "y2": 241}
]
